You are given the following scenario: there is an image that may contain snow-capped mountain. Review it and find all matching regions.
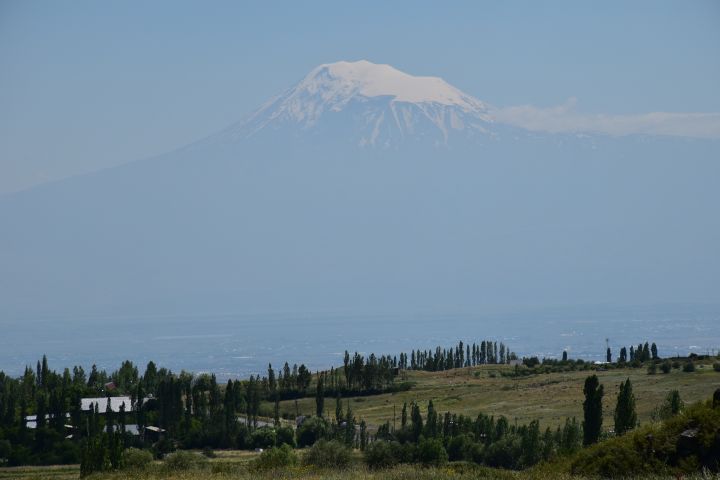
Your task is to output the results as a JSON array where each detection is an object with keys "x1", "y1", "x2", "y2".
[
  {"x1": 219, "y1": 60, "x2": 495, "y2": 147},
  {"x1": 1, "y1": 61, "x2": 719, "y2": 319}
]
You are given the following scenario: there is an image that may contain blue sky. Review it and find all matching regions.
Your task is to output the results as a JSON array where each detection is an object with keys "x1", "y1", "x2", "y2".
[{"x1": 1, "y1": 0, "x2": 719, "y2": 192}]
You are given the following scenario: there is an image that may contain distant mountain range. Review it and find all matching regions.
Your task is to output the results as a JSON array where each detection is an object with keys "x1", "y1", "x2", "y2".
[{"x1": 1, "y1": 61, "x2": 718, "y2": 318}]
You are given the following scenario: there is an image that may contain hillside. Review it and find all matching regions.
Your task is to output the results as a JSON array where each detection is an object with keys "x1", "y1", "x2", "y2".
[{"x1": 276, "y1": 360, "x2": 720, "y2": 429}]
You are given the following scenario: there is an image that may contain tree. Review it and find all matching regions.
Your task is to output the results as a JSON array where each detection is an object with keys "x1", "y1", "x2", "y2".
[
  {"x1": 410, "y1": 402, "x2": 423, "y2": 441},
  {"x1": 315, "y1": 374, "x2": 324, "y2": 418},
  {"x1": 613, "y1": 378, "x2": 637, "y2": 435},
  {"x1": 651, "y1": 343, "x2": 658, "y2": 360},
  {"x1": 582, "y1": 375, "x2": 603, "y2": 445},
  {"x1": 619, "y1": 347, "x2": 627, "y2": 363},
  {"x1": 562, "y1": 350, "x2": 568, "y2": 362},
  {"x1": 606, "y1": 347, "x2": 612, "y2": 363}
]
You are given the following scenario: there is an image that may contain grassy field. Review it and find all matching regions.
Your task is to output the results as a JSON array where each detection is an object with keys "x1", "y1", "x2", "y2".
[
  {"x1": 278, "y1": 361, "x2": 720, "y2": 429},
  {"x1": 3, "y1": 360, "x2": 718, "y2": 479},
  {"x1": 5, "y1": 462, "x2": 720, "y2": 480}
]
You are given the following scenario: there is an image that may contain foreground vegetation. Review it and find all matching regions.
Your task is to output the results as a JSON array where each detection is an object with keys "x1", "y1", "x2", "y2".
[{"x1": 1, "y1": 341, "x2": 719, "y2": 478}]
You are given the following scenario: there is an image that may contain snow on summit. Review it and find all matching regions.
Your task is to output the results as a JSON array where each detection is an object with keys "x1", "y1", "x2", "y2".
[
  {"x1": 224, "y1": 60, "x2": 494, "y2": 146},
  {"x1": 300, "y1": 60, "x2": 483, "y2": 108}
]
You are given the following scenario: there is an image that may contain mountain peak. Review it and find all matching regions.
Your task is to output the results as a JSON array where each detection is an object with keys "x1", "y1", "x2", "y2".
[
  {"x1": 221, "y1": 60, "x2": 494, "y2": 146},
  {"x1": 299, "y1": 60, "x2": 480, "y2": 108}
]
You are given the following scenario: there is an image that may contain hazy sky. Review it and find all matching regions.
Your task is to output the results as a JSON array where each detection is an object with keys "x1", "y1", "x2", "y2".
[{"x1": 1, "y1": 0, "x2": 719, "y2": 193}]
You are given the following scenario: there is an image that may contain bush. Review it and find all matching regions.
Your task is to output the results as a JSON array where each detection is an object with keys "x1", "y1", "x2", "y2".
[
  {"x1": 121, "y1": 448, "x2": 153, "y2": 470},
  {"x1": 302, "y1": 439, "x2": 352, "y2": 469},
  {"x1": 251, "y1": 444, "x2": 298, "y2": 471},
  {"x1": 446, "y1": 434, "x2": 474, "y2": 462},
  {"x1": 250, "y1": 427, "x2": 277, "y2": 449},
  {"x1": 364, "y1": 441, "x2": 399, "y2": 470},
  {"x1": 296, "y1": 416, "x2": 330, "y2": 448},
  {"x1": 484, "y1": 435, "x2": 521, "y2": 469},
  {"x1": 572, "y1": 396, "x2": 720, "y2": 476},
  {"x1": 661, "y1": 361, "x2": 672, "y2": 374},
  {"x1": 647, "y1": 362, "x2": 657, "y2": 375},
  {"x1": 713, "y1": 362, "x2": 720, "y2": 372},
  {"x1": 683, "y1": 361, "x2": 696, "y2": 372},
  {"x1": 163, "y1": 450, "x2": 208, "y2": 471},
  {"x1": 201, "y1": 447, "x2": 216, "y2": 458},
  {"x1": 416, "y1": 437, "x2": 448, "y2": 467},
  {"x1": 276, "y1": 426, "x2": 296, "y2": 447}
]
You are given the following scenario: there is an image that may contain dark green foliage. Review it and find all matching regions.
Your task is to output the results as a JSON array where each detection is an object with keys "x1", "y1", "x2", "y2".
[
  {"x1": 713, "y1": 362, "x2": 720, "y2": 372},
  {"x1": 297, "y1": 416, "x2": 330, "y2": 447},
  {"x1": 661, "y1": 360, "x2": 672, "y2": 373},
  {"x1": 364, "y1": 440, "x2": 400, "y2": 469},
  {"x1": 250, "y1": 427, "x2": 276, "y2": 449},
  {"x1": 302, "y1": 439, "x2": 352, "y2": 468},
  {"x1": 582, "y1": 374, "x2": 604, "y2": 445},
  {"x1": 163, "y1": 450, "x2": 208, "y2": 471},
  {"x1": 276, "y1": 425, "x2": 296, "y2": 447},
  {"x1": 613, "y1": 378, "x2": 637, "y2": 435},
  {"x1": 120, "y1": 447, "x2": 152, "y2": 470},
  {"x1": 315, "y1": 374, "x2": 325, "y2": 417},
  {"x1": 683, "y1": 361, "x2": 696, "y2": 372},
  {"x1": 653, "y1": 390, "x2": 684, "y2": 421},
  {"x1": 416, "y1": 437, "x2": 448, "y2": 467},
  {"x1": 571, "y1": 397, "x2": 720, "y2": 476},
  {"x1": 446, "y1": 433, "x2": 474, "y2": 461},
  {"x1": 251, "y1": 444, "x2": 298, "y2": 471}
]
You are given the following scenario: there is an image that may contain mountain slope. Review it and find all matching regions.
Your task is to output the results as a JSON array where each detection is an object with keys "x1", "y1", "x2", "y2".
[
  {"x1": 215, "y1": 60, "x2": 495, "y2": 147},
  {"x1": 0, "y1": 62, "x2": 719, "y2": 319}
]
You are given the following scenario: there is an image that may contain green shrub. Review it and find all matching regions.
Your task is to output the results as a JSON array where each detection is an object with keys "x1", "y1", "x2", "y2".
[
  {"x1": 297, "y1": 416, "x2": 330, "y2": 447},
  {"x1": 446, "y1": 434, "x2": 474, "y2": 462},
  {"x1": 713, "y1": 362, "x2": 720, "y2": 372},
  {"x1": 416, "y1": 437, "x2": 448, "y2": 467},
  {"x1": 302, "y1": 439, "x2": 352, "y2": 469},
  {"x1": 661, "y1": 361, "x2": 672, "y2": 374},
  {"x1": 201, "y1": 447, "x2": 216, "y2": 458},
  {"x1": 683, "y1": 361, "x2": 696, "y2": 372},
  {"x1": 250, "y1": 427, "x2": 277, "y2": 449},
  {"x1": 484, "y1": 435, "x2": 521, "y2": 469},
  {"x1": 276, "y1": 425, "x2": 296, "y2": 447},
  {"x1": 572, "y1": 397, "x2": 720, "y2": 476},
  {"x1": 251, "y1": 444, "x2": 298, "y2": 471},
  {"x1": 163, "y1": 450, "x2": 208, "y2": 471},
  {"x1": 121, "y1": 447, "x2": 153, "y2": 470},
  {"x1": 364, "y1": 441, "x2": 399, "y2": 470}
]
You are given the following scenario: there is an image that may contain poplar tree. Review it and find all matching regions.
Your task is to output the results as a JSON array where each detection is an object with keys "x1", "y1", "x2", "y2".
[
  {"x1": 614, "y1": 378, "x2": 637, "y2": 435},
  {"x1": 582, "y1": 375, "x2": 603, "y2": 445},
  {"x1": 315, "y1": 374, "x2": 324, "y2": 418}
]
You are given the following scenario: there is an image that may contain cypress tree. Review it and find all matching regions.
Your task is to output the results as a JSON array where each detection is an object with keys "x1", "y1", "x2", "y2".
[
  {"x1": 614, "y1": 378, "x2": 637, "y2": 435},
  {"x1": 315, "y1": 374, "x2": 324, "y2": 417},
  {"x1": 582, "y1": 374, "x2": 603, "y2": 445},
  {"x1": 562, "y1": 350, "x2": 568, "y2": 362},
  {"x1": 335, "y1": 393, "x2": 343, "y2": 425},
  {"x1": 651, "y1": 343, "x2": 658, "y2": 360},
  {"x1": 410, "y1": 402, "x2": 423, "y2": 441}
]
